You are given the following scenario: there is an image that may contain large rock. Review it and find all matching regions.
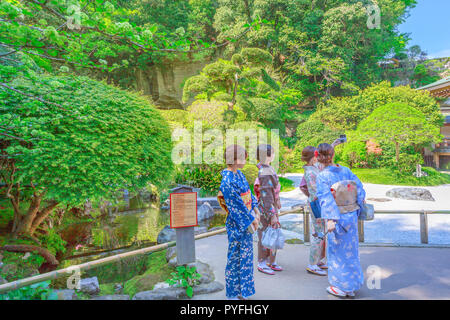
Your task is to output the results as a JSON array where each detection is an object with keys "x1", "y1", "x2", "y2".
[
  {"x1": 132, "y1": 281, "x2": 224, "y2": 300},
  {"x1": 192, "y1": 281, "x2": 224, "y2": 296},
  {"x1": 165, "y1": 246, "x2": 177, "y2": 262},
  {"x1": 386, "y1": 188, "x2": 435, "y2": 201},
  {"x1": 157, "y1": 225, "x2": 176, "y2": 244},
  {"x1": 54, "y1": 289, "x2": 78, "y2": 300},
  {"x1": 187, "y1": 260, "x2": 215, "y2": 284},
  {"x1": 197, "y1": 198, "x2": 221, "y2": 209},
  {"x1": 197, "y1": 202, "x2": 215, "y2": 222},
  {"x1": 132, "y1": 287, "x2": 184, "y2": 300},
  {"x1": 80, "y1": 277, "x2": 100, "y2": 295},
  {"x1": 91, "y1": 294, "x2": 130, "y2": 300}
]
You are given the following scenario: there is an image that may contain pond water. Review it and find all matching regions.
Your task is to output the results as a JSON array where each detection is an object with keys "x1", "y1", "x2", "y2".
[{"x1": 58, "y1": 195, "x2": 225, "y2": 267}]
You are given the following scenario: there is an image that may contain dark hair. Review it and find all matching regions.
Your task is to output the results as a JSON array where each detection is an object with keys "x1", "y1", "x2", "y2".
[
  {"x1": 257, "y1": 144, "x2": 273, "y2": 162},
  {"x1": 301, "y1": 146, "x2": 316, "y2": 163},
  {"x1": 224, "y1": 145, "x2": 248, "y2": 165},
  {"x1": 317, "y1": 143, "x2": 334, "y2": 165}
]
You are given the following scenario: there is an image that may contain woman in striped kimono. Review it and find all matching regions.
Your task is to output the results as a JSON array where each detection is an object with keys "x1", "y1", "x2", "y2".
[{"x1": 316, "y1": 143, "x2": 366, "y2": 298}]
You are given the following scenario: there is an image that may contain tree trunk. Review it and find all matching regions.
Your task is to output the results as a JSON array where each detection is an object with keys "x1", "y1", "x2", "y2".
[
  {"x1": 30, "y1": 201, "x2": 59, "y2": 235},
  {"x1": 0, "y1": 244, "x2": 59, "y2": 266},
  {"x1": 14, "y1": 194, "x2": 41, "y2": 236},
  {"x1": 230, "y1": 73, "x2": 239, "y2": 109}
]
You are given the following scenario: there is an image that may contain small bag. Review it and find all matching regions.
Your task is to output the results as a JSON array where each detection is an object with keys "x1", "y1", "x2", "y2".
[
  {"x1": 261, "y1": 224, "x2": 285, "y2": 250},
  {"x1": 359, "y1": 203, "x2": 375, "y2": 221},
  {"x1": 309, "y1": 199, "x2": 321, "y2": 219}
]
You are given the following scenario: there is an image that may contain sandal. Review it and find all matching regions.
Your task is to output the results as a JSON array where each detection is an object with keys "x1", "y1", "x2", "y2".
[
  {"x1": 326, "y1": 286, "x2": 347, "y2": 297},
  {"x1": 306, "y1": 265, "x2": 326, "y2": 276},
  {"x1": 258, "y1": 265, "x2": 275, "y2": 275},
  {"x1": 268, "y1": 263, "x2": 283, "y2": 272},
  {"x1": 317, "y1": 263, "x2": 328, "y2": 270}
]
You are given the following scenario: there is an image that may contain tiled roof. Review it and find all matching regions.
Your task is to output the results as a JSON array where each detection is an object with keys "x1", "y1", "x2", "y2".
[{"x1": 417, "y1": 77, "x2": 450, "y2": 90}]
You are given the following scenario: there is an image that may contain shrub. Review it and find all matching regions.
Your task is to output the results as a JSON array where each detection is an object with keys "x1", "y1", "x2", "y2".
[
  {"x1": 313, "y1": 81, "x2": 443, "y2": 131},
  {"x1": 335, "y1": 141, "x2": 367, "y2": 168},
  {"x1": 395, "y1": 153, "x2": 424, "y2": 175},
  {"x1": 175, "y1": 164, "x2": 223, "y2": 194},
  {"x1": 357, "y1": 102, "x2": 442, "y2": 163}
]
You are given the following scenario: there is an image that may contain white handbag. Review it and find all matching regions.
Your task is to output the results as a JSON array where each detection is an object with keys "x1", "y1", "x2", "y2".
[{"x1": 261, "y1": 223, "x2": 285, "y2": 250}]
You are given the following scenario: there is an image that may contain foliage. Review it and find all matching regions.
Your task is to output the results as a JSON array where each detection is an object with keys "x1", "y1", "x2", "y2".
[
  {"x1": 335, "y1": 141, "x2": 368, "y2": 169},
  {"x1": 0, "y1": 0, "x2": 221, "y2": 78},
  {"x1": 214, "y1": 0, "x2": 416, "y2": 101},
  {"x1": 279, "y1": 176, "x2": 295, "y2": 192},
  {"x1": 351, "y1": 167, "x2": 450, "y2": 186},
  {"x1": 413, "y1": 64, "x2": 441, "y2": 88},
  {"x1": 186, "y1": 100, "x2": 245, "y2": 129},
  {"x1": 0, "y1": 74, "x2": 173, "y2": 236},
  {"x1": 313, "y1": 81, "x2": 443, "y2": 131},
  {"x1": 0, "y1": 280, "x2": 57, "y2": 300},
  {"x1": 166, "y1": 265, "x2": 201, "y2": 298},
  {"x1": 295, "y1": 119, "x2": 342, "y2": 152},
  {"x1": 0, "y1": 249, "x2": 43, "y2": 282},
  {"x1": 357, "y1": 102, "x2": 442, "y2": 162},
  {"x1": 39, "y1": 229, "x2": 67, "y2": 256},
  {"x1": 395, "y1": 153, "x2": 424, "y2": 174},
  {"x1": 241, "y1": 164, "x2": 259, "y2": 186},
  {"x1": 175, "y1": 164, "x2": 223, "y2": 194}
]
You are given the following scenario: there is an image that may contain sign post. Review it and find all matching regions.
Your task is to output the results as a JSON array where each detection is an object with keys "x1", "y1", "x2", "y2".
[{"x1": 170, "y1": 186, "x2": 197, "y2": 265}]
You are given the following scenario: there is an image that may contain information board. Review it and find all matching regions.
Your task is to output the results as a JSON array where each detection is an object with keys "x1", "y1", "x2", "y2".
[{"x1": 170, "y1": 192, "x2": 198, "y2": 228}]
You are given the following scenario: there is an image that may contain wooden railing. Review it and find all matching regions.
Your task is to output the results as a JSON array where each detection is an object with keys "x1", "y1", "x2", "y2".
[{"x1": 302, "y1": 209, "x2": 450, "y2": 244}]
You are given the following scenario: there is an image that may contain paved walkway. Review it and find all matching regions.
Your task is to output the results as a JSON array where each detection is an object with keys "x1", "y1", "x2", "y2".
[{"x1": 192, "y1": 234, "x2": 450, "y2": 300}]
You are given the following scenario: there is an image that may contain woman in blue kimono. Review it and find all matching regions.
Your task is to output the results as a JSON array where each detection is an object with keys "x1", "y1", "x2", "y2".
[
  {"x1": 219, "y1": 145, "x2": 260, "y2": 300},
  {"x1": 316, "y1": 143, "x2": 366, "y2": 298}
]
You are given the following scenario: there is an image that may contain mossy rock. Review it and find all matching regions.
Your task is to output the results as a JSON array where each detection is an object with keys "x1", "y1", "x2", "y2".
[{"x1": 122, "y1": 250, "x2": 175, "y2": 298}]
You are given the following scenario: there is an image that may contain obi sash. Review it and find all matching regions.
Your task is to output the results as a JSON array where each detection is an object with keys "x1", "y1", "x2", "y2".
[{"x1": 330, "y1": 180, "x2": 360, "y2": 214}]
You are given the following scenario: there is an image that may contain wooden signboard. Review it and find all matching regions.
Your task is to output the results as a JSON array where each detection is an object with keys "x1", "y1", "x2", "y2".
[
  {"x1": 169, "y1": 188, "x2": 197, "y2": 265},
  {"x1": 169, "y1": 192, "x2": 198, "y2": 228}
]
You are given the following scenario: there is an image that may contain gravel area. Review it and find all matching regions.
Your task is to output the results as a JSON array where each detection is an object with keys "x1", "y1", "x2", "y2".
[{"x1": 280, "y1": 173, "x2": 450, "y2": 245}]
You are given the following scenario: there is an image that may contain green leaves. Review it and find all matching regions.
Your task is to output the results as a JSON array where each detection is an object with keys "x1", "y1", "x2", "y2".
[
  {"x1": 166, "y1": 265, "x2": 202, "y2": 298},
  {"x1": 1, "y1": 74, "x2": 174, "y2": 206}
]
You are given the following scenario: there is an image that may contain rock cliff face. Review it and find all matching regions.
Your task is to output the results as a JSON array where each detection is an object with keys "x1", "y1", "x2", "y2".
[{"x1": 134, "y1": 59, "x2": 210, "y2": 109}]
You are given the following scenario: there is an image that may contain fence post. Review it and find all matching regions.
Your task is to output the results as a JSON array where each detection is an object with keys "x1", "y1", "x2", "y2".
[
  {"x1": 358, "y1": 220, "x2": 365, "y2": 243},
  {"x1": 303, "y1": 206, "x2": 310, "y2": 243},
  {"x1": 420, "y1": 211, "x2": 429, "y2": 244}
]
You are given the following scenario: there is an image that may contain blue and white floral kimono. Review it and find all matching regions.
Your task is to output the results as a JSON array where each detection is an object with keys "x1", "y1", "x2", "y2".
[
  {"x1": 316, "y1": 165, "x2": 366, "y2": 293},
  {"x1": 219, "y1": 169, "x2": 258, "y2": 299}
]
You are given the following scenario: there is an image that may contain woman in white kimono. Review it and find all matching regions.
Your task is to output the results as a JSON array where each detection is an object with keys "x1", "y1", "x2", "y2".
[{"x1": 316, "y1": 143, "x2": 366, "y2": 298}]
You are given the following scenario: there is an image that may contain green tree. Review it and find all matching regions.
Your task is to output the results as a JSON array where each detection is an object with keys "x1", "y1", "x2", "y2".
[
  {"x1": 413, "y1": 64, "x2": 440, "y2": 88},
  {"x1": 0, "y1": 74, "x2": 173, "y2": 237},
  {"x1": 357, "y1": 102, "x2": 442, "y2": 163},
  {"x1": 213, "y1": 0, "x2": 416, "y2": 102},
  {"x1": 313, "y1": 81, "x2": 443, "y2": 131}
]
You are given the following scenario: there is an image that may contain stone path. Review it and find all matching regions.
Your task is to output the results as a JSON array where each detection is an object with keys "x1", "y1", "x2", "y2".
[{"x1": 192, "y1": 233, "x2": 450, "y2": 300}]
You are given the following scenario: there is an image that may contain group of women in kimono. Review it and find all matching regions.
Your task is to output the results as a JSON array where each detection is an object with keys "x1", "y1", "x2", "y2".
[{"x1": 219, "y1": 141, "x2": 366, "y2": 300}]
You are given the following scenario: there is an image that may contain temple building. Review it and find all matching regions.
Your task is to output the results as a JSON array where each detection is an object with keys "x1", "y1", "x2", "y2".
[{"x1": 418, "y1": 77, "x2": 450, "y2": 169}]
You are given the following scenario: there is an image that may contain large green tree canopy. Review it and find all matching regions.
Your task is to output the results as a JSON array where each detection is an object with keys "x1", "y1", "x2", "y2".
[
  {"x1": 0, "y1": 74, "x2": 173, "y2": 236},
  {"x1": 213, "y1": 0, "x2": 417, "y2": 101}
]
